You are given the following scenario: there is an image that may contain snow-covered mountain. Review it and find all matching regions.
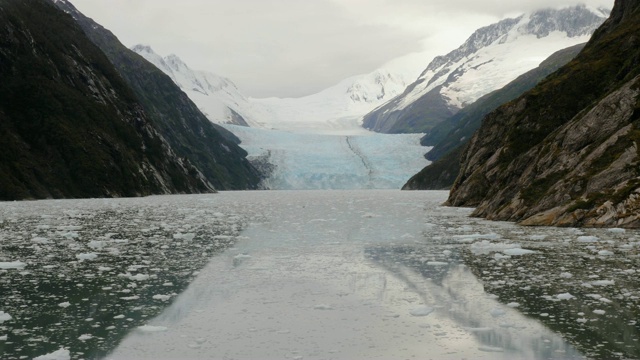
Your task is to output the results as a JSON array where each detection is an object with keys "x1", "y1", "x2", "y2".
[
  {"x1": 362, "y1": 5, "x2": 610, "y2": 134},
  {"x1": 132, "y1": 45, "x2": 258, "y2": 127},
  {"x1": 133, "y1": 45, "x2": 424, "y2": 134}
]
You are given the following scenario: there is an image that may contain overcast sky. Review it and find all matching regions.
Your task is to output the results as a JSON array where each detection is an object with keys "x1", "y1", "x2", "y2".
[{"x1": 70, "y1": 0, "x2": 613, "y2": 98}]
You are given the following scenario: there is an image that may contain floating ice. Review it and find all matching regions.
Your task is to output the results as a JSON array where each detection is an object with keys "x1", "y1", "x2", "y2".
[
  {"x1": 507, "y1": 302, "x2": 520, "y2": 308},
  {"x1": 591, "y1": 280, "x2": 615, "y2": 286},
  {"x1": 559, "y1": 272, "x2": 573, "y2": 278},
  {"x1": 137, "y1": 325, "x2": 168, "y2": 333},
  {"x1": 597, "y1": 250, "x2": 614, "y2": 256},
  {"x1": 455, "y1": 233, "x2": 501, "y2": 244},
  {"x1": 31, "y1": 237, "x2": 51, "y2": 244},
  {"x1": 33, "y1": 347, "x2": 71, "y2": 360},
  {"x1": 593, "y1": 309, "x2": 606, "y2": 315},
  {"x1": 58, "y1": 302, "x2": 71, "y2": 308},
  {"x1": 503, "y1": 248, "x2": 536, "y2": 256},
  {"x1": 469, "y1": 240, "x2": 518, "y2": 254},
  {"x1": 556, "y1": 293, "x2": 575, "y2": 300},
  {"x1": 0, "y1": 311, "x2": 12, "y2": 323},
  {"x1": 426, "y1": 261, "x2": 448, "y2": 266},
  {"x1": 409, "y1": 306, "x2": 434, "y2": 317},
  {"x1": 87, "y1": 240, "x2": 107, "y2": 250},
  {"x1": 577, "y1": 236, "x2": 599, "y2": 243},
  {"x1": 78, "y1": 334, "x2": 93, "y2": 341},
  {"x1": 152, "y1": 294, "x2": 172, "y2": 301},
  {"x1": 478, "y1": 345, "x2": 505, "y2": 352},
  {"x1": 465, "y1": 327, "x2": 493, "y2": 332},
  {"x1": 76, "y1": 253, "x2": 98, "y2": 261},
  {"x1": 0, "y1": 261, "x2": 27, "y2": 269},
  {"x1": 120, "y1": 273, "x2": 150, "y2": 281}
]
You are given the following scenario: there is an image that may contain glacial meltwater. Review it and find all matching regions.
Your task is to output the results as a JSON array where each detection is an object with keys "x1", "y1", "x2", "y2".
[{"x1": 1, "y1": 191, "x2": 639, "y2": 359}]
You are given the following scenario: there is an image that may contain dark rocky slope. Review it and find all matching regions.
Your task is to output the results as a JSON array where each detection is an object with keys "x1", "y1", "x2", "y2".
[
  {"x1": 403, "y1": 44, "x2": 584, "y2": 190},
  {"x1": 447, "y1": 0, "x2": 640, "y2": 227},
  {"x1": 0, "y1": 0, "x2": 213, "y2": 200},
  {"x1": 53, "y1": 0, "x2": 261, "y2": 190}
]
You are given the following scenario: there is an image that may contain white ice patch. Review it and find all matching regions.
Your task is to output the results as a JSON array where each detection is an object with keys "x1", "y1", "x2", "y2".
[
  {"x1": 76, "y1": 253, "x2": 98, "y2": 261},
  {"x1": 58, "y1": 302, "x2": 71, "y2": 308},
  {"x1": 409, "y1": 306, "x2": 434, "y2": 317},
  {"x1": 152, "y1": 294, "x2": 172, "y2": 301},
  {"x1": 31, "y1": 237, "x2": 51, "y2": 244},
  {"x1": 455, "y1": 233, "x2": 501, "y2": 244},
  {"x1": 78, "y1": 334, "x2": 93, "y2": 341},
  {"x1": 0, "y1": 261, "x2": 27, "y2": 269},
  {"x1": 503, "y1": 248, "x2": 536, "y2": 256},
  {"x1": 556, "y1": 293, "x2": 575, "y2": 300},
  {"x1": 33, "y1": 347, "x2": 71, "y2": 360},
  {"x1": 137, "y1": 325, "x2": 168, "y2": 333},
  {"x1": 426, "y1": 261, "x2": 448, "y2": 266},
  {"x1": 0, "y1": 311, "x2": 12, "y2": 323},
  {"x1": 469, "y1": 240, "x2": 518, "y2": 254},
  {"x1": 577, "y1": 236, "x2": 599, "y2": 243},
  {"x1": 591, "y1": 280, "x2": 615, "y2": 286}
]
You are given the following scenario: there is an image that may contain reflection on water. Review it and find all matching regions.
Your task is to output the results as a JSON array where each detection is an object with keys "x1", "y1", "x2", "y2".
[
  {"x1": 365, "y1": 245, "x2": 584, "y2": 359},
  {"x1": 2, "y1": 191, "x2": 638, "y2": 359}
]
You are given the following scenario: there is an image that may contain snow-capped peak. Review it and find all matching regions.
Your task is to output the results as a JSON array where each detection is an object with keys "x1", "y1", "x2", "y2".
[
  {"x1": 404, "y1": 5, "x2": 609, "y2": 111},
  {"x1": 133, "y1": 45, "x2": 255, "y2": 126}
]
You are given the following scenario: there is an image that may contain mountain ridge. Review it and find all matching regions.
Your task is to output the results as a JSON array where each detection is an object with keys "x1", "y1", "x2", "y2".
[
  {"x1": 0, "y1": 0, "x2": 214, "y2": 199},
  {"x1": 53, "y1": 0, "x2": 262, "y2": 190},
  {"x1": 447, "y1": 0, "x2": 640, "y2": 228},
  {"x1": 362, "y1": 5, "x2": 609, "y2": 134}
]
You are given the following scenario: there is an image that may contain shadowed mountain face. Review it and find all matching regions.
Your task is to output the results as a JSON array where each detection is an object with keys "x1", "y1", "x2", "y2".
[
  {"x1": 0, "y1": 0, "x2": 214, "y2": 200},
  {"x1": 447, "y1": 0, "x2": 640, "y2": 228},
  {"x1": 52, "y1": 0, "x2": 262, "y2": 190}
]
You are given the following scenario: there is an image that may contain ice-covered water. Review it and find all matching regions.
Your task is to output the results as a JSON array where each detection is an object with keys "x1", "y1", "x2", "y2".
[{"x1": 2, "y1": 191, "x2": 639, "y2": 359}]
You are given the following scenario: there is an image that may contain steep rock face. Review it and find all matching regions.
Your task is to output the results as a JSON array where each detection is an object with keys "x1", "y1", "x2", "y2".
[
  {"x1": 402, "y1": 44, "x2": 584, "y2": 191},
  {"x1": 363, "y1": 5, "x2": 608, "y2": 134},
  {"x1": 53, "y1": 0, "x2": 262, "y2": 190},
  {"x1": 447, "y1": 0, "x2": 640, "y2": 228},
  {"x1": 0, "y1": 0, "x2": 214, "y2": 200}
]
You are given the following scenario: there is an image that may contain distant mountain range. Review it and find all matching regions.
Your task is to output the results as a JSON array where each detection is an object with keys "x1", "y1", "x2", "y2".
[
  {"x1": 362, "y1": 5, "x2": 609, "y2": 134},
  {"x1": 133, "y1": 46, "x2": 414, "y2": 134},
  {"x1": 133, "y1": 5, "x2": 609, "y2": 139}
]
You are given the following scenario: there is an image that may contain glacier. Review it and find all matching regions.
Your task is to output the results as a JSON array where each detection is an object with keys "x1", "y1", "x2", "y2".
[{"x1": 223, "y1": 125, "x2": 430, "y2": 190}]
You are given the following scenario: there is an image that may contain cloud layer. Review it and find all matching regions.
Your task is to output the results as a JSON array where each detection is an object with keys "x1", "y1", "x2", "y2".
[{"x1": 71, "y1": 0, "x2": 613, "y2": 98}]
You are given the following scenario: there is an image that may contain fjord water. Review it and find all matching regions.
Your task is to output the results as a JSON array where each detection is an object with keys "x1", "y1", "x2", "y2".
[{"x1": 2, "y1": 191, "x2": 639, "y2": 359}]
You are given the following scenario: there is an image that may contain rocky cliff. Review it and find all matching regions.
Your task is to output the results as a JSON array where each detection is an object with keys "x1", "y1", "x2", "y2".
[
  {"x1": 0, "y1": 0, "x2": 214, "y2": 200},
  {"x1": 447, "y1": 0, "x2": 640, "y2": 228},
  {"x1": 53, "y1": 0, "x2": 262, "y2": 190},
  {"x1": 402, "y1": 44, "x2": 584, "y2": 191}
]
